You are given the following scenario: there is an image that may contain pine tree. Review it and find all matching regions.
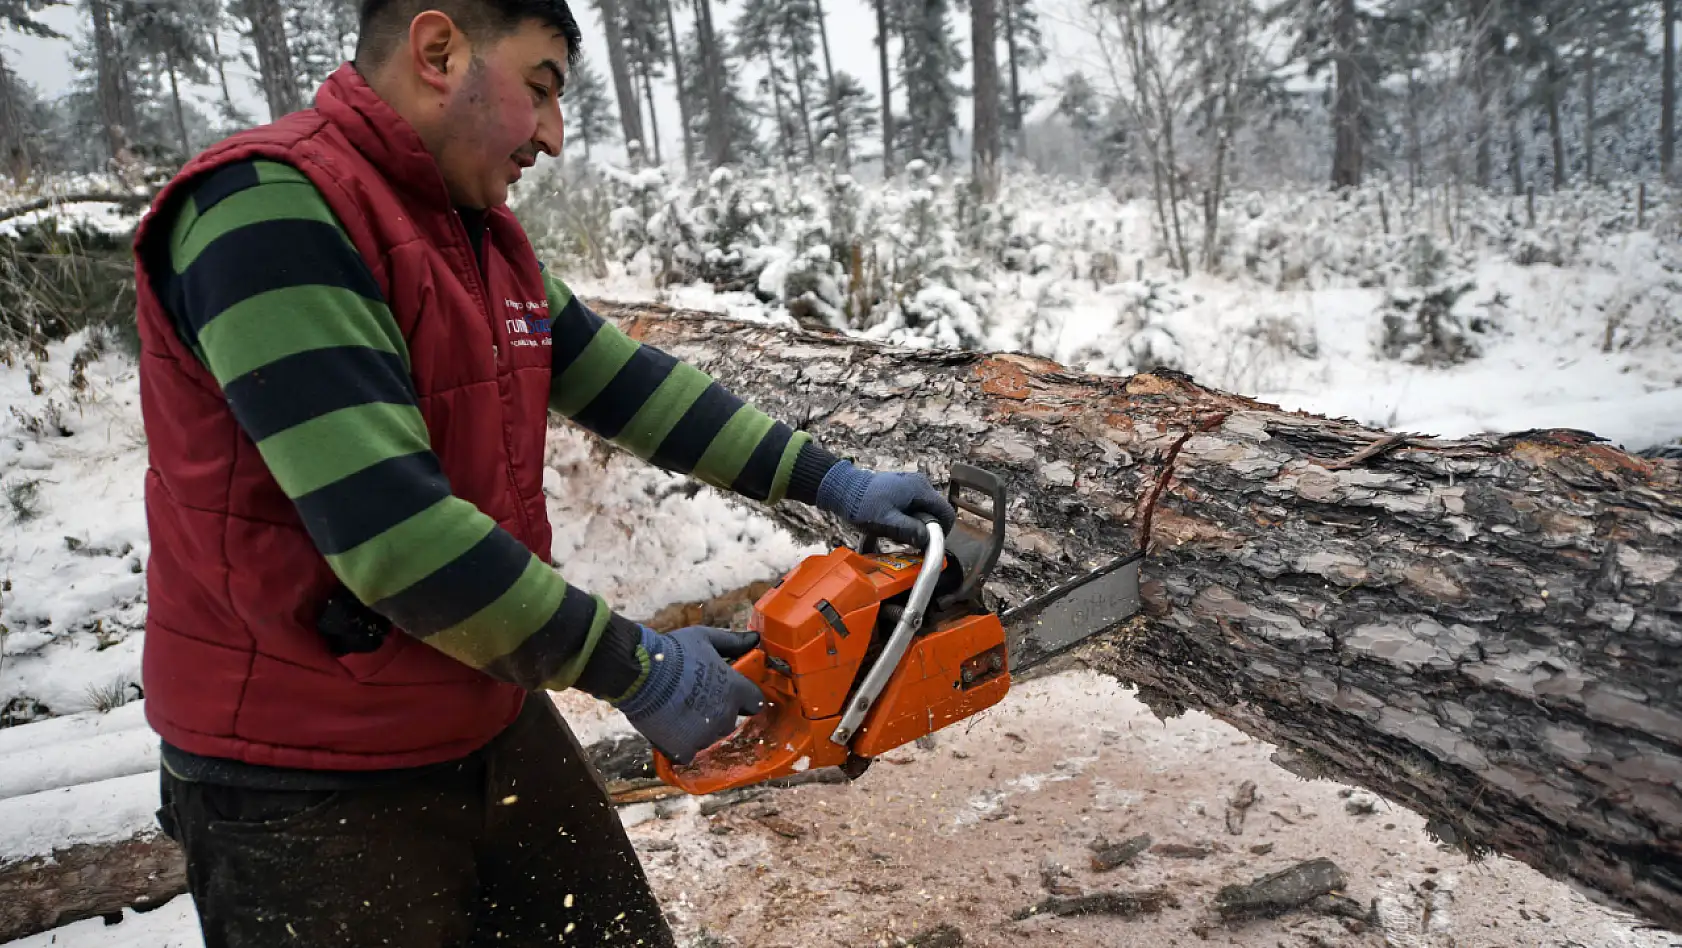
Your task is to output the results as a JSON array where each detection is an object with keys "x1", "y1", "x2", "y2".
[
  {"x1": 620, "y1": 0, "x2": 669, "y2": 164},
  {"x1": 591, "y1": 0, "x2": 648, "y2": 161},
  {"x1": 0, "y1": 0, "x2": 61, "y2": 35},
  {"x1": 1000, "y1": 0, "x2": 1046, "y2": 137},
  {"x1": 566, "y1": 57, "x2": 617, "y2": 159},
  {"x1": 813, "y1": 71, "x2": 876, "y2": 163},
  {"x1": 679, "y1": 23, "x2": 756, "y2": 165},
  {"x1": 1054, "y1": 71, "x2": 1098, "y2": 137},
  {"x1": 129, "y1": 0, "x2": 217, "y2": 158},
  {"x1": 288, "y1": 0, "x2": 357, "y2": 95},
  {"x1": 234, "y1": 0, "x2": 304, "y2": 119},
  {"x1": 972, "y1": 0, "x2": 1000, "y2": 196},
  {"x1": 1267, "y1": 0, "x2": 1390, "y2": 188},
  {"x1": 873, "y1": 0, "x2": 894, "y2": 172},
  {"x1": 894, "y1": 0, "x2": 964, "y2": 163},
  {"x1": 736, "y1": 0, "x2": 825, "y2": 164}
]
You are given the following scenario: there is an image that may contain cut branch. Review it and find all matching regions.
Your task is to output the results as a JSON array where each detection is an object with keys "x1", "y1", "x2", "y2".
[{"x1": 598, "y1": 299, "x2": 1682, "y2": 933}]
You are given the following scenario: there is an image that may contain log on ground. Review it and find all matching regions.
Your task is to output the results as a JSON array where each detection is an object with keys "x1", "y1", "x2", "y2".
[{"x1": 601, "y1": 299, "x2": 1682, "y2": 931}]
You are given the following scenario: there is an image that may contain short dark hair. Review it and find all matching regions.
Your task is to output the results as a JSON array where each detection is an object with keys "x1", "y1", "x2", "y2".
[{"x1": 356, "y1": 0, "x2": 583, "y2": 68}]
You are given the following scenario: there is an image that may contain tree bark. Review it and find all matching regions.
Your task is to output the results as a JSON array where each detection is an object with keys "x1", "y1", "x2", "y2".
[
  {"x1": 1004, "y1": 0, "x2": 1023, "y2": 137},
  {"x1": 971, "y1": 0, "x2": 1001, "y2": 200},
  {"x1": 1470, "y1": 0, "x2": 1492, "y2": 190},
  {"x1": 1330, "y1": 0, "x2": 1362, "y2": 189},
  {"x1": 638, "y1": 61, "x2": 664, "y2": 165},
  {"x1": 814, "y1": 0, "x2": 846, "y2": 164},
  {"x1": 245, "y1": 0, "x2": 302, "y2": 119},
  {"x1": 875, "y1": 0, "x2": 895, "y2": 175},
  {"x1": 164, "y1": 52, "x2": 190, "y2": 158},
  {"x1": 789, "y1": 42, "x2": 818, "y2": 164},
  {"x1": 1586, "y1": 45, "x2": 1597, "y2": 184},
  {"x1": 1665, "y1": 0, "x2": 1676, "y2": 180},
  {"x1": 693, "y1": 0, "x2": 731, "y2": 166},
  {"x1": 598, "y1": 300, "x2": 1682, "y2": 934},
  {"x1": 597, "y1": 0, "x2": 648, "y2": 162},
  {"x1": 661, "y1": 0, "x2": 694, "y2": 170},
  {"x1": 88, "y1": 0, "x2": 129, "y2": 162},
  {"x1": 1547, "y1": 66, "x2": 1566, "y2": 191}
]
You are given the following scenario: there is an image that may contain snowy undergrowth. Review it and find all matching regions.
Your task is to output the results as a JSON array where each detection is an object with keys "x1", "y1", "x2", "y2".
[{"x1": 519, "y1": 163, "x2": 1682, "y2": 450}]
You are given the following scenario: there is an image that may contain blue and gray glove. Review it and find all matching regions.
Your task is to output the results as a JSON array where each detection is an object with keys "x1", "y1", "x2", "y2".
[
  {"x1": 615, "y1": 625, "x2": 765, "y2": 765},
  {"x1": 815, "y1": 460, "x2": 958, "y2": 547}
]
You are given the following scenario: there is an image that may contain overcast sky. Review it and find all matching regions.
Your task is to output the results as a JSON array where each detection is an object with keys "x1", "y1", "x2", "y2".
[{"x1": 0, "y1": 0, "x2": 1117, "y2": 167}]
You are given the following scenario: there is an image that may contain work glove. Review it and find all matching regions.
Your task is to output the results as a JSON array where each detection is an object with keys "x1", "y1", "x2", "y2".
[
  {"x1": 815, "y1": 460, "x2": 958, "y2": 548},
  {"x1": 615, "y1": 625, "x2": 765, "y2": 765}
]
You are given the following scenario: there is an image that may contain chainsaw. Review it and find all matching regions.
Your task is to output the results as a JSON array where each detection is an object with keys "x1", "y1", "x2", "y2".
[{"x1": 653, "y1": 462, "x2": 1144, "y2": 795}]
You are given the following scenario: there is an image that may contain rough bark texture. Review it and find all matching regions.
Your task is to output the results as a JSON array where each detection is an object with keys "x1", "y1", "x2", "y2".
[
  {"x1": 874, "y1": 0, "x2": 895, "y2": 175},
  {"x1": 0, "y1": 833, "x2": 185, "y2": 942},
  {"x1": 600, "y1": 300, "x2": 1682, "y2": 933},
  {"x1": 244, "y1": 0, "x2": 301, "y2": 120},
  {"x1": 1665, "y1": 0, "x2": 1676, "y2": 181},
  {"x1": 1330, "y1": 0, "x2": 1362, "y2": 190},
  {"x1": 596, "y1": 0, "x2": 647, "y2": 160},
  {"x1": 970, "y1": 0, "x2": 1001, "y2": 200}
]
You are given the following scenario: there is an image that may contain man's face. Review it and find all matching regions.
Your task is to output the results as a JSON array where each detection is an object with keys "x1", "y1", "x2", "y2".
[{"x1": 434, "y1": 19, "x2": 567, "y2": 209}]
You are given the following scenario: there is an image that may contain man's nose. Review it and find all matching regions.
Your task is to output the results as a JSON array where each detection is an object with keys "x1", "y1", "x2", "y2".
[{"x1": 534, "y1": 102, "x2": 563, "y2": 157}]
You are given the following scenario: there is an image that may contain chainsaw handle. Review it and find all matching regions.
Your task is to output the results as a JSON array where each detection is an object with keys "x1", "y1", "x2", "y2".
[{"x1": 945, "y1": 463, "x2": 1006, "y2": 607}]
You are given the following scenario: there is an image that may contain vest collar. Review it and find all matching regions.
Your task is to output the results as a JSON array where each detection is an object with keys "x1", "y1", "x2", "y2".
[{"x1": 315, "y1": 63, "x2": 460, "y2": 212}]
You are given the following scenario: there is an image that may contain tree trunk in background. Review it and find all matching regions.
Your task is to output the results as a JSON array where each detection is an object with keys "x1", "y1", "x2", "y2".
[
  {"x1": 599, "y1": 300, "x2": 1682, "y2": 935},
  {"x1": 789, "y1": 44, "x2": 818, "y2": 164},
  {"x1": 694, "y1": 0, "x2": 731, "y2": 165},
  {"x1": 661, "y1": 0, "x2": 694, "y2": 170},
  {"x1": 88, "y1": 0, "x2": 129, "y2": 161},
  {"x1": 597, "y1": 0, "x2": 647, "y2": 162},
  {"x1": 1003, "y1": 0, "x2": 1024, "y2": 138},
  {"x1": 638, "y1": 62, "x2": 663, "y2": 165},
  {"x1": 875, "y1": 0, "x2": 895, "y2": 175},
  {"x1": 814, "y1": 0, "x2": 846, "y2": 164},
  {"x1": 1406, "y1": 68, "x2": 1421, "y2": 199},
  {"x1": 1665, "y1": 0, "x2": 1676, "y2": 180},
  {"x1": 164, "y1": 52, "x2": 190, "y2": 158},
  {"x1": 1547, "y1": 65, "x2": 1566, "y2": 190},
  {"x1": 1330, "y1": 0, "x2": 1361, "y2": 189},
  {"x1": 764, "y1": 48, "x2": 794, "y2": 164},
  {"x1": 971, "y1": 0, "x2": 1000, "y2": 199},
  {"x1": 0, "y1": 52, "x2": 27, "y2": 180},
  {"x1": 1585, "y1": 46, "x2": 1596, "y2": 184},
  {"x1": 1469, "y1": 0, "x2": 1491, "y2": 189},
  {"x1": 210, "y1": 27, "x2": 237, "y2": 115},
  {"x1": 246, "y1": 0, "x2": 302, "y2": 119}
]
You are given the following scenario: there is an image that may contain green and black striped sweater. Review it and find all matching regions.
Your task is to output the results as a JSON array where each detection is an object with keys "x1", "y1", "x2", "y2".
[{"x1": 157, "y1": 160, "x2": 838, "y2": 782}]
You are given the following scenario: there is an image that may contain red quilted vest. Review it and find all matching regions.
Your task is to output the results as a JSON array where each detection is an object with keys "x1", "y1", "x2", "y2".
[{"x1": 133, "y1": 65, "x2": 554, "y2": 770}]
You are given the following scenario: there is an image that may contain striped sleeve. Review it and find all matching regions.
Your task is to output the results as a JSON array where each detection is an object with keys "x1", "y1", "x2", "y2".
[
  {"x1": 159, "y1": 160, "x2": 650, "y2": 703},
  {"x1": 544, "y1": 274, "x2": 841, "y2": 505}
]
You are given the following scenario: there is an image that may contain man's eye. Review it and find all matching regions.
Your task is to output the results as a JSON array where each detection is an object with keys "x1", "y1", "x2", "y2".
[{"x1": 530, "y1": 84, "x2": 550, "y2": 101}]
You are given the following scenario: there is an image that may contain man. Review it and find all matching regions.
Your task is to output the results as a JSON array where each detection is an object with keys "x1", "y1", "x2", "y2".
[{"x1": 131, "y1": 1, "x2": 955, "y2": 945}]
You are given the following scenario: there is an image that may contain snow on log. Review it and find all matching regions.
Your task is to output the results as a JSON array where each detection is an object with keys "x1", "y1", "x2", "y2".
[
  {"x1": 0, "y1": 722, "x2": 159, "y2": 801},
  {"x1": 600, "y1": 300, "x2": 1682, "y2": 931}
]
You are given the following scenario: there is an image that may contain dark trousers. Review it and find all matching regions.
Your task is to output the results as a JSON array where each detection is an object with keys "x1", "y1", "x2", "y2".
[{"x1": 156, "y1": 698, "x2": 675, "y2": 947}]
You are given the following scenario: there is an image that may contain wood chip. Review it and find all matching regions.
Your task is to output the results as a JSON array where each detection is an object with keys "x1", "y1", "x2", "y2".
[
  {"x1": 1011, "y1": 888, "x2": 1178, "y2": 922},
  {"x1": 1226, "y1": 779, "x2": 1258, "y2": 835},
  {"x1": 1089, "y1": 833, "x2": 1153, "y2": 872},
  {"x1": 756, "y1": 814, "x2": 806, "y2": 839},
  {"x1": 1215, "y1": 858, "x2": 1347, "y2": 921}
]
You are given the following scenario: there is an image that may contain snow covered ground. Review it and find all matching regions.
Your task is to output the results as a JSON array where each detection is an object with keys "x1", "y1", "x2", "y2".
[{"x1": 2, "y1": 175, "x2": 1680, "y2": 946}]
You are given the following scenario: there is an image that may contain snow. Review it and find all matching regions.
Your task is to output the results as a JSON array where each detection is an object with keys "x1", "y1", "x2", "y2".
[
  {"x1": 0, "y1": 771, "x2": 161, "y2": 864},
  {"x1": 1, "y1": 898, "x2": 200, "y2": 948},
  {"x1": 3, "y1": 170, "x2": 1681, "y2": 946}
]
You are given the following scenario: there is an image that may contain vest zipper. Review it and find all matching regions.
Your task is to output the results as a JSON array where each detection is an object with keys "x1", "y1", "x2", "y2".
[{"x1": 447, "y1": 211, "x2": 535, "y2": 545}]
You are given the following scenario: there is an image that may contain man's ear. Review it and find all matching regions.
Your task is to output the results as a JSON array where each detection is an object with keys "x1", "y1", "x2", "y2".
[{"x1": 408, "y1": 10, "x2": 468, "y2": 95}]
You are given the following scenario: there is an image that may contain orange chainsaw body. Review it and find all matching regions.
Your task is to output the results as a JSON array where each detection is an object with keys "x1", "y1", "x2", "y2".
[{"x1": 654, "y1": 544, "x2": 1010, "y2": 795}]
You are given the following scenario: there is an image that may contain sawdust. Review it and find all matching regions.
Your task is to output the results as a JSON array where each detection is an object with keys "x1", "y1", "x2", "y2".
[{"x1": 613, "y1": 670, "x2": 1680, "y2": 948}]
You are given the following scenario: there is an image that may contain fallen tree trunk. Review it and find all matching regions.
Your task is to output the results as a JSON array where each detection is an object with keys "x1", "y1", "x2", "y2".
[{"x1": 602, "y1": 300, "x2": 1682, "y2": 931}]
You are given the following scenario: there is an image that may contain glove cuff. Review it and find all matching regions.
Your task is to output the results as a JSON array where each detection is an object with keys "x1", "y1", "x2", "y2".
[
  {"x1": 574, "y1": 612, "x2": 647, "y2": 703},
  {"x1": 613, "y1": 626, "x2": 683, "y2": 716},
  {"x1": 815, "y1": 459, "x2": 871, "y2": 518},
  {"x1": 786, "y1": 440, "x2": 842, "y2": 506}
]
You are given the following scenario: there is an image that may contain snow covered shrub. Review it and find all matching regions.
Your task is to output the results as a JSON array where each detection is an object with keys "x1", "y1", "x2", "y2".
[
  {"x1": 517, "y1": 162, "x2": 618, "y2": 279},
  {"x1": 1378, "y1": 233, "x2": 1493, "y2": 366},
  {"x1": 1069, "y1": 279, "x2": 1188, "y2": 376},
  {"x1": 0, "y1": 217, "x2": 138, "y2": 355}
]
